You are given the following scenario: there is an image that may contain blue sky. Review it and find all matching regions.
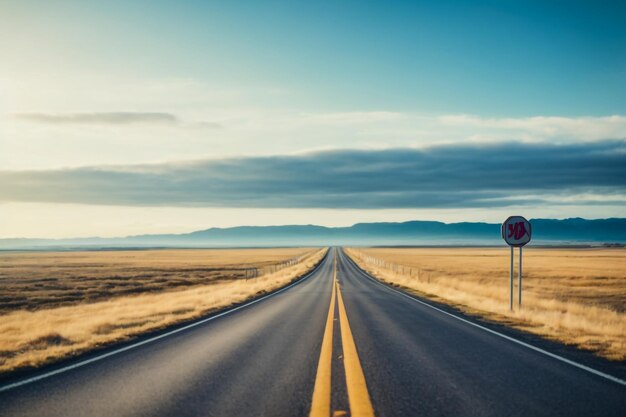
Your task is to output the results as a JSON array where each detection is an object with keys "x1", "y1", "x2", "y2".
[
  {"x1": 3, "y1": 1, "x2": 625, "y2": 115},
  {"x1": 1, "y1": 1, "x2": 625, "y2": 237}
]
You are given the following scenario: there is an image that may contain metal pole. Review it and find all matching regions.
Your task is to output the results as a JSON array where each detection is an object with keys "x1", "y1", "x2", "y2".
[
  {"x1": 510, "y1": 246, "x2": 514, "y2": 311},
  {"x1": 519, "y1": 246, "x2": 523, "y2": 308}
]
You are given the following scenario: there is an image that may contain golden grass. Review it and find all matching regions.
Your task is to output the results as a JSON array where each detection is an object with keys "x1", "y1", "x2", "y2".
[
  {"x1": 0, "y1": 248, "x2": 327, "y2": 374},
  {"x1": 0, "y1": 248, "x2": 316, "y2": 313},
  {"x1": 345, "y1": 247, "x2": 626, "y2": 360}
]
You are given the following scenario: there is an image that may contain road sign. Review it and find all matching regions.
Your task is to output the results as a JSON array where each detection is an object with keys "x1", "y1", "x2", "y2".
[
  {"x1": 502, "y1": 216, "x2": 531, "y2": 310},
  {"x1": 501, "y1": 216, "x2": 531, "y2": 247}
]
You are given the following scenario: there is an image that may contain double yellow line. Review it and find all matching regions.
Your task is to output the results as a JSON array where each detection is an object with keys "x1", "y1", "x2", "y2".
[{"x1": 310, "y1": 254, "x2": 375, "y2": 417}]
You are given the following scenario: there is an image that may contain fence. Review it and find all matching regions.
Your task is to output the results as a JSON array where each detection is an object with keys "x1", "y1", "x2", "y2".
[
  {"x1": 243, "y1": 251, "x2": 318, "y2": 279},
  {"x1": 347, "y1": 249, "x2": 432, "y2": 283}
]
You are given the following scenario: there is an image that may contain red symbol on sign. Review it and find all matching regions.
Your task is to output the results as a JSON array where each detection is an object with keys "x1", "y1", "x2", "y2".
[
  {"x1": 502, "y1": 216, "x2": 531, "y2": 247},
  {"x1": 508, "y1": 222, "x2": 528, "y2": 240}
]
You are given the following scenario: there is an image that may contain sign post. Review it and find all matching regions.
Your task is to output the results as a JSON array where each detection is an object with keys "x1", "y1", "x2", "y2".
[
  {"x1": 501, "y1": 216, "x2": 531, "y2": 310},
  {"x1": 510, "y1": 246, "x2": 514, "y2": 310},
  {"x1": 519, "y1": 246, "x2": 523, "y2": 306}
]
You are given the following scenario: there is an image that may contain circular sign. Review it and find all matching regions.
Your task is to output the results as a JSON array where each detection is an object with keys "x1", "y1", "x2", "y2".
[{"x1": 502, "y1": 216, "x2": 531, "y2": 247}]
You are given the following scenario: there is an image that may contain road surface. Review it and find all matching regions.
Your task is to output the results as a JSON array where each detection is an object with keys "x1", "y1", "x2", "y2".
[{"x1": 0, "y1": 248, "x2": 624, "y2": 416}]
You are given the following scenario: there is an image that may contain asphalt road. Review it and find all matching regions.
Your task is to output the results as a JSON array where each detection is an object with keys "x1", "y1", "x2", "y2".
[{"x1": 1, "y1": 248, "x2": 624, "y2": 416}]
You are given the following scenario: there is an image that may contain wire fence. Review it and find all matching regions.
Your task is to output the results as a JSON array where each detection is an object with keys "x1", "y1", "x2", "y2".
[
  {"x1": 347, "y1": 249, "x2": 433, "y2": 283},
  {"x1": 243, "y1": 251, "x2": 318, "y2": 279}
]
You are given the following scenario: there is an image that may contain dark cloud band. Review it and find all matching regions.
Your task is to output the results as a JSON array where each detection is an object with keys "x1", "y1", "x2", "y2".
[{"x1": 1, "y1": 140, "x2": 625, "y2": 208}]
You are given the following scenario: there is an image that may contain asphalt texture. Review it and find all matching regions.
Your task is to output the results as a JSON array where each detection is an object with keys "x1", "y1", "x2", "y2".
[{"x1": 1, "y1": 248, "x2": 624, "y2": 416}]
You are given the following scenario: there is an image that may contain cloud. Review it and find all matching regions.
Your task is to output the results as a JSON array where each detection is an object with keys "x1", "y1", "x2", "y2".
[
  {"x1": 1, "y1": 140, "x2": 625, "y2": 209},
  {"x1": 13, "y1": 112, "x2": 179, "y2": 125},
  {"x1": 300, "y1": 111, "x2": 405, "y2": 125},
  {"x1": 438, "y1": 114, "x2": 626, "y2": 141}
]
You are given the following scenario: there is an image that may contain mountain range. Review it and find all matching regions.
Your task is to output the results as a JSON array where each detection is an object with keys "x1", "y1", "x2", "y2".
[{"x1": 1, "y1": 218, "x2": 625, "y2": 250}]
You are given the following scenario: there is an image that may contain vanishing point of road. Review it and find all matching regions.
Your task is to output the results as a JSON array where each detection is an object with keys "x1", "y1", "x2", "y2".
[{"x1": 1, "y1": 248, "x2": 624, "y2": 416}]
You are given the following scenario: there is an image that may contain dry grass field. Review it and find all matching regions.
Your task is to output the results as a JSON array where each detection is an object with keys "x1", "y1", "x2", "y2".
[
  {"x1": 0, "y1": 247, "x2": 327, "y2": 374},
  {"x1": 346, "y1": 247, "x2": 626, "y2": 360},
  {"x1": 0, "y1": 248, "x2": 315, "y2": 313}
]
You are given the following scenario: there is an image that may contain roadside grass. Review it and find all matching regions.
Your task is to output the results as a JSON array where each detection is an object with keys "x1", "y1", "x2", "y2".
[
  {"x1": 0, "y1": 248, "x2": 327, "y2": 375},
  {"x1": 0, "y1": 248, "x2": 316, "y2": 313},
  {"x1": 345, "y1": 247, "x2": 626, "y2": 361}
]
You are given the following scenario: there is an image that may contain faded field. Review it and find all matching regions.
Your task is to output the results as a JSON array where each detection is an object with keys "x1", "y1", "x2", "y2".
[
  {"x1": 346, "y1": 247, "x2": 626, "y2": 360},
  {"x1": 0, "y1": 247, "x2": 327, "y2": 374},
  {"x1": 0, "y1": 248, "x2": 316, "y2": 313}
]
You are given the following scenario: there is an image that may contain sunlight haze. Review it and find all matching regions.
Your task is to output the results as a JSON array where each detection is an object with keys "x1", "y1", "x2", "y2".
[{"x1": 1, "y1": 0, "x2": 625, "y2": 238}]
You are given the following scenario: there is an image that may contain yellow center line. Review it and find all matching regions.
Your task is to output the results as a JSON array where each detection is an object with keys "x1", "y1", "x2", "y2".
[
  {"x1": 309, "y1": 255, "x2": 338, "y2": 417},
  {"x1": 310, "y1": 252, "x2": 375, "y2": 417},
  {"x1": 336, "y1": 277, "x2": 376, "y2": 417}
]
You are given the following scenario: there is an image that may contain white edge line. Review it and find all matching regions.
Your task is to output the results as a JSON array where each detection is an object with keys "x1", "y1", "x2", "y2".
[
  {"x1": 341, "y1": 250, "x2": 626, "y2": 387},
  {"x1": 0, "y1": 251, "x2": 330, "y2": 393}
]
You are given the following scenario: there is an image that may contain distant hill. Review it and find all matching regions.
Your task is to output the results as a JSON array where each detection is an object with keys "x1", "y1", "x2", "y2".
[{"x1": 1, "y1": 218, "x2": 625, "y2": 250}]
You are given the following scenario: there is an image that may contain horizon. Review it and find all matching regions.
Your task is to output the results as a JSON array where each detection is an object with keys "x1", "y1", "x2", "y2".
[
  {"x1": 2, "y1": 216, "x2": 623, "y2": 241},
  {"x1": 1, "y1": 1, "x2": 625, "y2": 238}
]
